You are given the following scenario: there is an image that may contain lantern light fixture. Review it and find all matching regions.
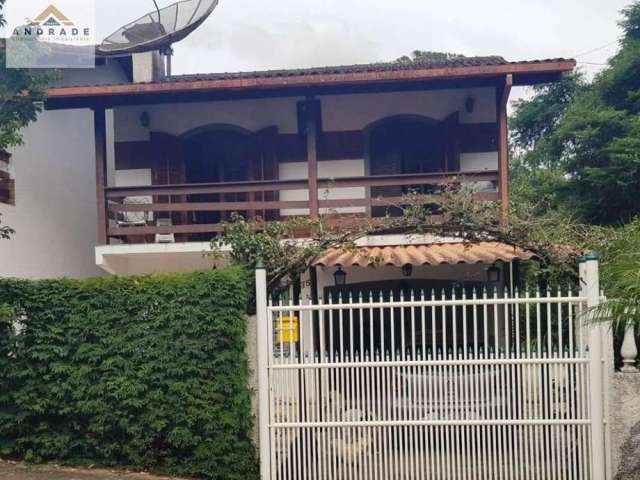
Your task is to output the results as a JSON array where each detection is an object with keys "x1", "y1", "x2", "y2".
[
  {"x1": 487, "y1": 263, "x2": 501, "y2": 283},
  {"x1": 334, "y1": 266, "x2": 347, "y2": 286},
  {"x1": 402, "y1": 264, "x2": 413, "y2": 277}
]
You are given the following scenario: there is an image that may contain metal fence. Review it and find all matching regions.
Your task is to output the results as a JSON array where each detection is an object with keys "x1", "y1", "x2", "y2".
[{"x1": 255, "y1": 259, "x2": 609, "y2": 480}]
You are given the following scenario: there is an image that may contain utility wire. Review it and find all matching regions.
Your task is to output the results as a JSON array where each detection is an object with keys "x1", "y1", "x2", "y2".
[{"x1": 571, "y1": 40, "x2": 618, "y2": 58}]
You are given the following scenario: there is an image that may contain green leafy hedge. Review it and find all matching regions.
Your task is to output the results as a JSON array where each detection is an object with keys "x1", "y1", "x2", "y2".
[{"x1": 0, "y1": 269, "x2": 258, "y2": 480}]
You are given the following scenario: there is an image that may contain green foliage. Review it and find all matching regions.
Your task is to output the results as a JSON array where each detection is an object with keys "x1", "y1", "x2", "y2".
[
  {"x1": 509, "y1": 160, "x2": 570, "y2": 216},
  {"x1": 0, "y1": 269, "x2": 258, "y2": 480},
  {"x1": 212, "y1": 213, "x2": 363, "y2": 293},
  {"x1": 395, "y1": 50, "x2": 467, "y2": 64},
  {"x1": 621, "y1": 1, "x2": 640, "y2": 44},
  {"x1": 591, "y1": 219, "x2": 640, "y2": 330},
  {"x1": 509, "y1": 2, "x2": 640, "y2": 224},
  {"x1": 213, "y1": 186, "x2": 591, "y2": 293},
  {"x1": 0, "y1": 44, "x2": 53, "y2": 150},
  {"x1": 510, "y1": 71, "x2": 587, "y2": 157},
  {"x1": 550, "y1": 92, "x2": 640, "y2": 222},
  {"x1": 0, "y1": 213, "x2": 14, "y2": 239}
]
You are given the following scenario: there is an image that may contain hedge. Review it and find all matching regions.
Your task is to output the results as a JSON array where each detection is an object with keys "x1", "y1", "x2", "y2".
[{"x1": 0, "y1": 269, "x2": 258, "y2": 480}]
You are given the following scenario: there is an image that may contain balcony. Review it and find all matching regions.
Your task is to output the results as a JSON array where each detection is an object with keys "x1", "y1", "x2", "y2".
[{"x1": 102, "y1": 170, "x2": 498, "y2": 244}]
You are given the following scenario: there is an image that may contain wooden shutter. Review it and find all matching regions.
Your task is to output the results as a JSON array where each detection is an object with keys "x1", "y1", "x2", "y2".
[
  {"x1": 442, "y1": 112, "x2": 461, "y2": 172},
  {"x1": 251, "y1": 126, "x2": 279, "y2": 221},
  {"x1": 150, "y1": 132, "x2": 187, "y2": 236}
]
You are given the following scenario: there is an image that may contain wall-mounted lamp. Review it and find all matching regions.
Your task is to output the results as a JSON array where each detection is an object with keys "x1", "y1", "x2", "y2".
[
  {"x1": 334, "y1": 266, "x2": 347, "y2": 286},
  {"x1": 402, "y1": 264, "x2": 413, "y2": 277},
  {"x1": 465, "y1": 96, "x2": 475, "y2": 114},
  {"x1": 487, "y1": 263, "x2": 501, "y2": 283},
  {"x1": 140, "y1": 111, "x2": 151, "y2": 128}
]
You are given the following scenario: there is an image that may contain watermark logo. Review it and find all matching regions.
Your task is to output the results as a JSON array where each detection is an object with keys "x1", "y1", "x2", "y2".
[
  {"x1": 5, "y1": 1, "x2": 96, "y2": 68},
  {"x1": 30, "y1": 5, "x2": 75, "y2": 28}
]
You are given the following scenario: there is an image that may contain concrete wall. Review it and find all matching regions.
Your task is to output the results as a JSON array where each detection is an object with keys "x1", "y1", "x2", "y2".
[
  {"x1": 0, "y1": 62, "x2": 126, "y2": 279},
  {"x1": 0, "y1": 109, "x2": 107, "y2": 279},
  {"x1": 610, "y1": 372, "x2": 640, "y2": 479}
]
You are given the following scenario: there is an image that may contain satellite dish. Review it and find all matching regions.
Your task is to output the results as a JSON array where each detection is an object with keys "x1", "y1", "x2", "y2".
[{"x1": 97, "y1": 0, "x2": 218, "y2": 62}]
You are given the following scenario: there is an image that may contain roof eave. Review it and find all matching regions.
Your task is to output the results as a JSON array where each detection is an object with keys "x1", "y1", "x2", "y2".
[{"x1": 46, "y1": 59, "x2": 576, "y2": 109}]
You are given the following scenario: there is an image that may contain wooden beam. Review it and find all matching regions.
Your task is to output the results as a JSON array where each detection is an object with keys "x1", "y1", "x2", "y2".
[
  {"x1": 306, "y1": 98, "x2": 320, "y2": 218},
  {"x1": 94, "y1": 108, "x2": 108, "y2": 244},
  {"x1": 109, "y1": 200, "x2": 309, "y2": 213},
  {"x1": 318, "y1": 170, "x2": 498, "y2": 189},
  {"x1": 47, "y1": 60, "x2": 576, "y2": 101},
  {"x1": 105, "y1": 178, "x2": 310, "y2": 198},
  {"x1": 318, "y1": 191, "x2": 499, "y2": 209},
  {"x1": 498, "y1": 74, "x2": 513, "y2": 228},
  {"x1": 108, "y1": 223, "x2": 224, "y2": 237}
]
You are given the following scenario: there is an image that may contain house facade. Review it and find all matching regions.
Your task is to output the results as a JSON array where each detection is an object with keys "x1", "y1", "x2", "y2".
[
  {"x1": 7, "y1": 50, "x2": 640, "y2": 479},
  {"x1": 41, "y1": 55, "x2": 573, "y2": 296}
]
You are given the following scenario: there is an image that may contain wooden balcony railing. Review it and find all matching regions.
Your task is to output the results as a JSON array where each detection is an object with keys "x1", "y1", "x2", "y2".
[{"x1": 102, "y1": 170, "x2": 498, "y2": 243}]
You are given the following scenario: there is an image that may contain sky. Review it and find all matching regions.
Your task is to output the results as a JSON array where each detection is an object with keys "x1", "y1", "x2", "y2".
[
  {"x1": 4, "y1": 0, "x2": 633, "y2": 102},
  {"x1": 92, "y1": 0, "x2": 630, "y2": 102}
]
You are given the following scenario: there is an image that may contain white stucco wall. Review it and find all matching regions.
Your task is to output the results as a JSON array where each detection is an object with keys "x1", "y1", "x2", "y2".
[
  {"x1": 114, "y1": 97, "x2": 303, "y2": 142},
  {"x1": 320, "y1": 87, "x2": 497, "y2": 130},
  {"x1": 113, "y1": 87, "x2": 497, "y2": 143},
  {"x1": 0, "y1": 110, "x2": 105, "y2": 279},
  {"x1": 0, "y1": 60, "x2": 125, "y2": 279},
  {"x1": 279, "y1": 159, "x2": 366, "y2": 215}
]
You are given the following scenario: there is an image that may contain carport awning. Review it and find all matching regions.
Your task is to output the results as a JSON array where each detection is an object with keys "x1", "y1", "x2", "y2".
[{"x1": 312, "y1": 241, "x2": 535, "y2": 267}]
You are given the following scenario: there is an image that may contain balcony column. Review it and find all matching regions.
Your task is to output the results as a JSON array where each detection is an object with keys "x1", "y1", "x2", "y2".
[
  {"x1": 497, "y1": 74, "x2": 513, "y2": 229},
  {"x1": 305, "y1": 97, "x2": 320, "y2": 218},
  {"x1": 94, "y1": 107, "x2": 108, "y2": 245}
]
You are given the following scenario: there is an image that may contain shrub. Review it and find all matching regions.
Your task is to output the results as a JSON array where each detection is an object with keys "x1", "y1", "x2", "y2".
[{"x1": 0, "y1": 269, "x2": 258, "y2": 480}]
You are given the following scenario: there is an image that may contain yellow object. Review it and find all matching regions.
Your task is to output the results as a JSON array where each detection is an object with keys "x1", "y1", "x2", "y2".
[{"x1": 276, "y1": 316, "x2": 299, "y2": 343}]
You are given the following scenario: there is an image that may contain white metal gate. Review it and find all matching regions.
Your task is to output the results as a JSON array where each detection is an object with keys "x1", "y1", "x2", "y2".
[{"x1": 255, "y1": 258, "x2": 609, "y2": 480}]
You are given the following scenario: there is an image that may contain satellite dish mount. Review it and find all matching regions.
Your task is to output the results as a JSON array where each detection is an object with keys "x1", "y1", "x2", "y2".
[{"x1": 98, "y1": 0, "x2": 219, "y2": 78}]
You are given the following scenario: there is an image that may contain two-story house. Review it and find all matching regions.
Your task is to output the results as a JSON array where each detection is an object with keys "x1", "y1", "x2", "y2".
[{"x1": 41, "y1": 53, "x2": 574, "y2": 301}]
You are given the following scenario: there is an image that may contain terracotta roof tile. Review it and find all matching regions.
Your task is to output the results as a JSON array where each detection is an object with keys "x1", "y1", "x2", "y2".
[
  {"x1": 160, "y1": 57, "x2": 570, "y2": 84},
  {"x1": 312, "y1": 241, "x2": 535, "y2": 267}
]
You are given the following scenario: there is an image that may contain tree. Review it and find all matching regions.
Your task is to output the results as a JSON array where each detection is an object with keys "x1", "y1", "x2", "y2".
[
  {"x1": 212, "y1": 187, "x2": 593, "y2": 294},
  {"x1": 594, "y1": 219, "x2": 640, "y2": 332},
  {"x1": 510, "y1": 2, "x2": 640, "y2": 224},
  {"x1": 510, "y1": 71, "x2": 587, "y2": 163},
  {"x1": 0, "y1": 0, "x2": 52, "y2": 151},
  {"x1": 0, "y1": 48, "x2": 51, "y2": 151},
  {"x1": 395, "y1": 50, "x2": 467, "y2": 64},
  {"x1": 0, "y1": 1, "x2": 52, "y2": 239}
]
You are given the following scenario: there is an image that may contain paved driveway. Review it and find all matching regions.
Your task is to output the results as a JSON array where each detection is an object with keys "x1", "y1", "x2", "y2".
[{"x1": 0, "y1": 461, "x2": 191, "y2": 480}]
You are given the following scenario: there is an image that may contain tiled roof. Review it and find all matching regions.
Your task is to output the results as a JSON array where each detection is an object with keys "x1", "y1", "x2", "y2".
[
  {"x1": 160, "y1": 56, "x2": 567, "y2": 84},
  {"x1": 312, "y1": 241, "x2": 535, "y2": 267},
  {"x1": 45, "y1": 56, "x2": 576, "y2": 107}
]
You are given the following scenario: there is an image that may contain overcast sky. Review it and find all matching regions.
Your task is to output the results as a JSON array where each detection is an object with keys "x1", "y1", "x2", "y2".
[
  {"x1": 92, "y1": 0, "x2": 629, "y2": 102},
  {"x1": 3, "y1": 0, "x2": 630, "y2": 101}
]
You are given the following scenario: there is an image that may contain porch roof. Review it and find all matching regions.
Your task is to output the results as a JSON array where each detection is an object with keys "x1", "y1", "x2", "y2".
[
  {"x1": 46, "y1": 57, "x2": 575, "y2": 109},
  {"x1": 312, "y1": 241, "x2": 535, "y2": 267}
]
